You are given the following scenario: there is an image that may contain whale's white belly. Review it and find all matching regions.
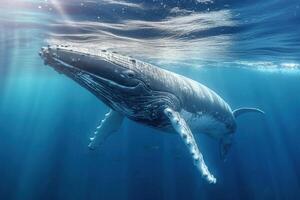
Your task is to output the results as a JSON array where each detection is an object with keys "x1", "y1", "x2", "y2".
[{"x1": 180, "y1": 109, "x2": 227, "y2": 139}]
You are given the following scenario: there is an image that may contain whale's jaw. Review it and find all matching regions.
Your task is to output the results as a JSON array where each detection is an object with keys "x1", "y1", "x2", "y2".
[
  {"x1": 39, "y1": 45, "x2": 144, "y2": 111},
  {"x1": 40, "y1": 46, "x2": 137, "y2": 83}
]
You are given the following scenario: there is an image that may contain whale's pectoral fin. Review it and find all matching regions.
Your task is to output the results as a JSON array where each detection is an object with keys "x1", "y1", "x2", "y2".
[
  {"x1": 219, "y1": 135, "x2": 233, "y2": 161},
  {"x1": 163, "y1": 107, "x2": 216, "y2": 184},
  {"x1": 233, "y1": 107, "x2": 265, "y2": 118},
  {"x1": 88, "y1": 109, "x2": 124, "y2": 150}
]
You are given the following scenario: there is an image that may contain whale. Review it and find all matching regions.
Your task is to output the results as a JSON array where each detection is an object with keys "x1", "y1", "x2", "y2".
[{"x1": 39, "y1": 45, "x2": 264, "y2": 184}]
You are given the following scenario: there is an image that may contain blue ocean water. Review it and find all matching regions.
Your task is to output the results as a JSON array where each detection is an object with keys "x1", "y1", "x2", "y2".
[{"x1": 0, "y1": 0, "x2": 300, "y2": 200}]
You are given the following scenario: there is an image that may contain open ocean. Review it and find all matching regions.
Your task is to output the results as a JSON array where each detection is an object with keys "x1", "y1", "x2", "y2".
[{"x1": 0, "y1": 0, "x2": 300, "y2": 199}]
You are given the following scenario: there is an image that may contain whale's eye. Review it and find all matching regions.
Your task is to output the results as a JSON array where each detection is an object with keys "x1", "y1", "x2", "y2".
[{"x1": 124, "y1": 70, "x2": 135, "y2": 78}]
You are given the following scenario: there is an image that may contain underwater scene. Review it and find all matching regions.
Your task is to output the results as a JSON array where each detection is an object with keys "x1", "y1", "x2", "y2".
[{"x1": 1, "y1": 0, "x2": 300, "y2": 199}]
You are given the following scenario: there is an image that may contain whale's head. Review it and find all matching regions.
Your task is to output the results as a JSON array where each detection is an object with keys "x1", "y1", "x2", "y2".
[{"x1": 39, "y1": 45, "x2": 143, "y2": 110}]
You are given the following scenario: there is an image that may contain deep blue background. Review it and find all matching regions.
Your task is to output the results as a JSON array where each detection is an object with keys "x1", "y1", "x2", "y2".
[{"x1": 0, "y1": 0, "x2": 300, "y2": 199}]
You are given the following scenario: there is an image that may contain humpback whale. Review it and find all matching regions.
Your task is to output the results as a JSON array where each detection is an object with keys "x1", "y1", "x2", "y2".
[{"x1": 39, "y1": 45, "x2": 264, "y2": 184}]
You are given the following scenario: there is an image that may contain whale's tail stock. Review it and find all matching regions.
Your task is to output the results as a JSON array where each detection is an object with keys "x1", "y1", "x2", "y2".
[{"x1": 220, "y1": 107, "x2": 265, "y2": 161}]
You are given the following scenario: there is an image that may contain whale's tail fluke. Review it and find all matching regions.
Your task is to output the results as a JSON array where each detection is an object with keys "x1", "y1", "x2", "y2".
[{"x1": 233, "y1": 107, "x2": 265, "y2": 118}]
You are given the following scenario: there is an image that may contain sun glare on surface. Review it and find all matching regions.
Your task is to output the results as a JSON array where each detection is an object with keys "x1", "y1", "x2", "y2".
[{"x1": 48, "y1": 0, "x2": 72, "y2": 23}]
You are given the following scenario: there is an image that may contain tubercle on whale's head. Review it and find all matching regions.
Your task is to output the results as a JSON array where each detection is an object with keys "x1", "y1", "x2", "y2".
[{"x1": 38, "y1": 45, "x2": 141, "y2": 87}]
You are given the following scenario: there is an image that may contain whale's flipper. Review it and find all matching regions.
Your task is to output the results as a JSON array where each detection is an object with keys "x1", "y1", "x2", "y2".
[
  {"x1": 88, "y1": 110, "x2": 124, "y2": 150},
  {"x1": 219, "y1": 135, "x2": 233, "y2": 161},
  {"x1": 163, "y1": 107, "x2": 216, "y2": 184},
  {"x1": 233, "y1": 107, "x2": 265, "y2": 118}
]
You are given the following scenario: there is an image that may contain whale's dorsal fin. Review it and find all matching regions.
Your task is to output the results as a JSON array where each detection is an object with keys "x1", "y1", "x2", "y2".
[
  {"x1": 163, "y1": 107, "x2": 216, "y2": 184},
  {"x1": 88, "y1": 109, "x2": 124, "y2": 150},
  {"x1": 233, "y1": 107, "x2": 265, "y2": 118}
]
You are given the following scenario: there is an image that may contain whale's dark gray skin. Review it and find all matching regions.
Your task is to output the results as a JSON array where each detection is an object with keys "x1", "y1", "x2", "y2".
[{"x1": 39, "y1": 45, "x2": 264, "y2": 184}]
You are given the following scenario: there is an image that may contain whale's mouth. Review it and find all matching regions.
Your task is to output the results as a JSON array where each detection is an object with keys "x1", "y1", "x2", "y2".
[
  {"x1": 39, "y1": 45, "x2": 140, "y2": 87},
  {"x1": 39, "y1": 45, "x2": 138, "y2": 85},
  {"x1": 39, "y1": 45, "x2": 145, "y2": 110}
]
